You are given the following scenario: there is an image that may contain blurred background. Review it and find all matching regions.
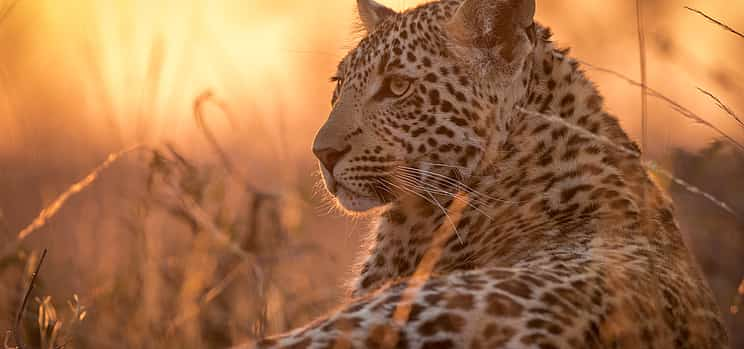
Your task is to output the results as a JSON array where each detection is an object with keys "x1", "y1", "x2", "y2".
[{"x1": 0, "y1": 0, "x2": 742, "y2": 347}]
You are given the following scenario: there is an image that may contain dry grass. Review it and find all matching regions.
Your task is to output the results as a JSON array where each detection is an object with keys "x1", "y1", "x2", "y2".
[
  {"x1": 1, "y1": 145, "x2": 143, "y2": 259},
  {"x1": 635, "y1": 0, "x2": 648, "y2": 154},
  {"x1": 685, "y1": 7, "x2": 744, "y2": 40},
  {"x1": 8, "y1": 249, "x2": 44, "y2": 349},
  {"x1": 1, "y1": 1, "x2": 743, "y2": 348},
  {"x1": 1, "y1": 99, "x2": 336, "y2": 347},
  {"x1": 577, "y1": 60, "x2": 744, "y2": 153},
  {"x1": 697, "y1": 87, "x2": 744, "y2": 130},
  {"x1": 4, "y1": 250, "x2": 87, "y2": 349}
]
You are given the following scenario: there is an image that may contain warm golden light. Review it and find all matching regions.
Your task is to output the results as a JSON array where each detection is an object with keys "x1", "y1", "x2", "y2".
[
  {"x1": 1, "y1": 0, "x2": 742, "y2": 158},
  {"x1": 1, "y1": 1, "x2": 742, "y2": 347}
]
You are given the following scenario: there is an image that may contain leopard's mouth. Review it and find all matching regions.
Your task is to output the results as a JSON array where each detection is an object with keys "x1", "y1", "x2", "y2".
[
  {"x1": 318, "y1": 159, "x2": 399, "y2": 212},
  {"x1": 322, "y1": 173, "x2": 397, "y2": 212},
  {"x1": 334, "y1": 183, "x2": 387, "y2": 212}
]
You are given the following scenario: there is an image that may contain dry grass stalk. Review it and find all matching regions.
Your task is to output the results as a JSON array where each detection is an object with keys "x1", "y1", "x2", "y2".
[
  {"x1": 193, "y1": 90, "x2": 240, "y2": 177},
  {"x1": 16, "y1": 145, "x2": 142, "y2": 240},
  {"x1": 517, "y1": 107, "x2": 739, "y2": 218},
  {"x1": 10, "y1": 248, "x2": 46, "y2": 349},
  {"x1": 685, "y1": 7, "x2": 744, "y2": 40},
  {"x1": 166, "y1": 258, "x2": 250, "y2": 336},
  {"x1": 642, "y1": 162, "x2": 737, "y2": 217},
  {"x1": 1, "y1": 145, "x2": 143, "y2": 259},
  {"x1": 147, "y1": 89, "x2": 301, "y2": 342},
  {"x1": 193, "y1": 90, "x2": 283, "y2": 251},
  {"x1": 576, "y1": 59, "x2": 744, "y2": 153},
  {"x1": 635, "y1": 0, "x2": 648, "y2": 153},
  {"x1": 193, "y1": 90, "x2": 274, "y2": 197},
  {"x1": 696, "y1": 87, "x2": 744, "y2": 130},
  {"x1": 31, "y1": 294, "x2": 87, "y2": 349},
  {"x1": 160, "y1": 178, "x2": 263, "y2": 275},
  {"x1": 391, "y1": 194, "x2": 466, "y2": 317},
  {"x1": 157, "y1": 172, "x2": 270, "y2": 334},
  {"x1": 143, "y1": 122, "x2": 299, "y2": 343}
]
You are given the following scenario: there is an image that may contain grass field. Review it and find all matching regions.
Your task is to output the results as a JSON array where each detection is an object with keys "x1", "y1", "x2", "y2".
[{"x1": 0, "y1": 0, "x2": 742, "y2": 347}]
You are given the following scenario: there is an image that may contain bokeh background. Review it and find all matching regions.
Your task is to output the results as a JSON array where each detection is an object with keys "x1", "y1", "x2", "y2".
[{"x1": 0, "y1": 0, "x2": 742, "y2": 347}]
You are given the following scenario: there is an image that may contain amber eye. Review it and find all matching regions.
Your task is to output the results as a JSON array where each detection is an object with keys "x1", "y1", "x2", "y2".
[{"x1": 389, "y1": 76, "x2": 411, "y2": 96}]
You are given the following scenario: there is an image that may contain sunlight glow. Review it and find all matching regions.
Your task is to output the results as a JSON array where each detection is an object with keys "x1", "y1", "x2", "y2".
[{"x1": 0, "y1": 0, "x2": 741, "y2": 154}]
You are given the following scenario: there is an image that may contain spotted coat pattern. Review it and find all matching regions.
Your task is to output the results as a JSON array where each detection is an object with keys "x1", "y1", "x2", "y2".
[{"x1": 249, "y1": 0, "x2": 729, "y2": 348}]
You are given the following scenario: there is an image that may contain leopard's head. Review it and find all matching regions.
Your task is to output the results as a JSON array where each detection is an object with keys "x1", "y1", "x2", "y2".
[{"x1": 313, "y1": 0, "x2": 537, "y2": 212}]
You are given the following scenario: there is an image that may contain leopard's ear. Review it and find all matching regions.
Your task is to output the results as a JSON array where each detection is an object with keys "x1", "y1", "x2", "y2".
[
  {"x1": 357, "y1": 0, "x2": 396, "y2": 33},
  {"x1": 446, "y1": 0, "x2": 535, "y2": 80}
]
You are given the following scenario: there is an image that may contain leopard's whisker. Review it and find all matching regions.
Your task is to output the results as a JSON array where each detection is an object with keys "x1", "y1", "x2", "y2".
[
  {"x1": 381, "y1": 177, "x2": 466, "y2": 245},
  {"x1": 393, "y1": 173, "x2": 494, "y2": 220},
  {"x1": 394, "y1": 171, "x2": 498, "y2": 211},
  {"x1": 397, "y1": 166, "x2": 518, "y2": 205},
  {"x1": 394, "y1": 176, "x2": 494, "y2": 222},
  {"x1": 397, "y1": 166, "x2": 474, "y2": 194},
  {"x1": 372, "y1": 180, "x2": 397, "y2": 203}
]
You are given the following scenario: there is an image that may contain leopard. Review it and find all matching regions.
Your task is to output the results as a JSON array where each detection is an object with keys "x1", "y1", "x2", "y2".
[{"x1": 247, "y1": 0, "x2": 729, "y2": 348}]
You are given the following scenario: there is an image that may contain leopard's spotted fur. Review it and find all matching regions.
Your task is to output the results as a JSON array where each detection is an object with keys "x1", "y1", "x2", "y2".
[{"x1": 250, "y1": 0, "x2": 729, "y2": 348}]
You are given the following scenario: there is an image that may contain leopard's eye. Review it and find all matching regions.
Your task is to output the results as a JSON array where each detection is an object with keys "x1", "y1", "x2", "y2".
[
  {"x1": 373, "y1": 75, "x2": 414, "y2": 101},
  {"x1": 388, "y1": 76, "x2": 411, "y2": 96}
]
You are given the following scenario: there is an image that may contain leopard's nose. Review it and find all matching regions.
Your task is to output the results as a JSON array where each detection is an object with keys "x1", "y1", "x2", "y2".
[{"x1": 313, "y1": 145, "x2": 351, "y2": 174}]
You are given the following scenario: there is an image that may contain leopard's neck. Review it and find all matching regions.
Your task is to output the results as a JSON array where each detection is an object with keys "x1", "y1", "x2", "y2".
[{"x1": 350, "y1": 29, "x2": 668, "y2": 297}]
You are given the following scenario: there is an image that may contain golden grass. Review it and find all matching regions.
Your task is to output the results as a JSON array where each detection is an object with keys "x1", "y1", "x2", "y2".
[
  {"x1": 578, "y1": 60, "x2": 744, "y2": 153},
  {"x1": 2, "y1": 1, "x2": 743, "y2": 347},
  {"x1": 9, "y1": 249, "x2": 45, "y2": 349},
  {"x1": 1, "y1": 145, "x2": 143, "y2": 259}
]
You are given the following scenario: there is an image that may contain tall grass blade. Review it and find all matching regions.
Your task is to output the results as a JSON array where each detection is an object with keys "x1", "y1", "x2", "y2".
[
  {"x1": 697, "y1": 87, "x2": 744, "y2": 130},
  {"x1": 636, "y1": 0, "x2": 649, "y2": 153},
  {"x1": 0, "y1": 145, "x2": 142, "y2": 259},
  {"x1": 517, "y1": 107, "x2": 739, "y2": 219},
  {"x1": 685, "y1": 7, "x2": 744, "y2": 40},
  {"x1": 576, "y1": 59, "x2": 744, "y2": 153}
]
